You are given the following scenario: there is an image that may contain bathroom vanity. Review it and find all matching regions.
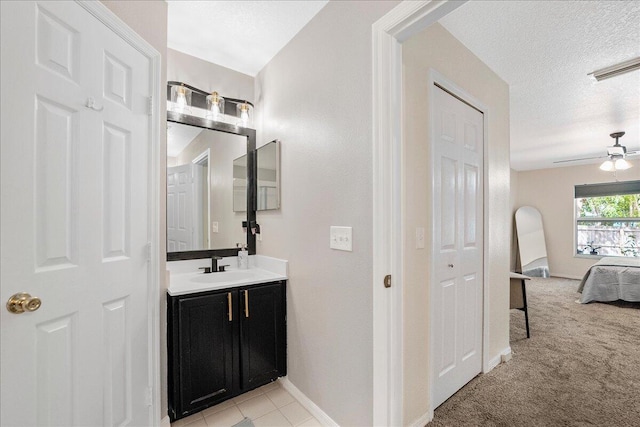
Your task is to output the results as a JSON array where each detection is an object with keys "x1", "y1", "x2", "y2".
[
  {"x1": 167, "y1": 257, "x2": 288, "y2": 422},
  {"x1": 165, "y1": 83, "x2": 287, "y2": 421}
]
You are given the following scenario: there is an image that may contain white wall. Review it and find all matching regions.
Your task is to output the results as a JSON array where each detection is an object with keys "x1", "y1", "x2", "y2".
[
  {"x1": 254, "y1": 1, "x2": 398, "y2": 425},
  {"x1": 402, "y1": 23, "x2": 511, "y2": 424},
  {"x1": 167, "y1": 48, "x2": 254, "y2": 102},
  {"x1": 100, "y1": 0, "x2": 169, "y2": 417},
  {"x1": 513, "y1": 164, "x2": 639, "y2": 279}
]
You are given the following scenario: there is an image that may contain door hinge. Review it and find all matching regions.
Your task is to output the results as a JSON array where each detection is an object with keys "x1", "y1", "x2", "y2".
[
  {"x1": 147, "y1": 96, "x2": 153, "y2": 116},
  {"x1": 145, "y1": 387, "x2": 153, "y2": 407},
  {"x1": 384, "y1": 274, "x2": 392, "y2": 288},
  {"x1": 145, "y1": 242, "x2": 152, "y2": 262}
]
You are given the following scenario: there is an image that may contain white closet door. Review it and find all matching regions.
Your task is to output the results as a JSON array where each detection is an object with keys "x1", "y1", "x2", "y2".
[
  {"x1": 431, "y1": 85, "x2": 484, "y2": 409},
  {"x1": 1, "y1": 2, "x2": 153, "y2": 425}
]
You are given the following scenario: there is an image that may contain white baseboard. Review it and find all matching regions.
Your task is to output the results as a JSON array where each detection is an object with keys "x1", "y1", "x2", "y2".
[
  {"x1": 160, "y1": 415, "x2": 171, "y2": 427},
  {"x1": 279, "y1": 377, "x2": 339, "y2": 427},
  {"x1": 487, "y1": 346, "x2": 512, "y2": 372},
  {"x1": 407, "y1": 410, "x2": 432, "y2": 427}
]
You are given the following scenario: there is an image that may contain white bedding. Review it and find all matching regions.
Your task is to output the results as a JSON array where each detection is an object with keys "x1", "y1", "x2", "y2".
[{"x1": 578, "y1": 257, "x2": 640, "y2": 303}]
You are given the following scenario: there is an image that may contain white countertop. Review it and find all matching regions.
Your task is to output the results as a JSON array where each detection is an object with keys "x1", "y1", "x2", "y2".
[{"x1": 167, "y1": 255, "x2": 288, "y2": 296}]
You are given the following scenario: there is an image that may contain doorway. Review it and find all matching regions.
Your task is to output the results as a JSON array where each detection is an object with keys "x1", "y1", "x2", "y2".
[{"x1": 373, "y1": 2, "x2": 511, "y2": 425}]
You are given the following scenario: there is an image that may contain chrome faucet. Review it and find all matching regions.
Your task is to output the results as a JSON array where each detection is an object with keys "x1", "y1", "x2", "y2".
[{"x1": 199, "y1": 256, "x2": 229, "y2": 274}]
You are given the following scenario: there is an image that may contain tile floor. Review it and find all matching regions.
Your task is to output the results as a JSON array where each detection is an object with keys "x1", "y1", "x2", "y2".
[{"x1": 171, "y1": 381, "x2": 322, "y2": 427}]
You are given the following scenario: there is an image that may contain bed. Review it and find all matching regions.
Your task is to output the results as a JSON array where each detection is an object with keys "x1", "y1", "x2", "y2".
[{"x1": 578, "y1": 257, "x2": 640, "y2": 303}]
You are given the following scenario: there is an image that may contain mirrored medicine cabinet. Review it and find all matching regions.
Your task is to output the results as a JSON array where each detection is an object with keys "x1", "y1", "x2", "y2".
[{"x1": 233, "y1": 140, "x2": 281, "y2": 212}]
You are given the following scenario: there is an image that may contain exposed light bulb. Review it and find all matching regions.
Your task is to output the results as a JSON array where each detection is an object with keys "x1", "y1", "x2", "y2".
[
  {"x1": 614, "y1": 158, "x2": 631, "y2": 170},
  {"x1": 176, "y1": 92, "x2": 187, "y2": 109},
  {"x1": 599, "y1": 160, "x2": 614, "y2": 171},
  {"x1": 206, "y1": 91, "x2": 224, "y2": 121},
  {"x1": 210, "y1": 103, "x2": 221, "y2": 121},
  {"x1": 237, "y1": 102, "x2": 251, "y2": 127},
  {"x1": 171, "y1": 85, "x2": 191, "y2": 114}
]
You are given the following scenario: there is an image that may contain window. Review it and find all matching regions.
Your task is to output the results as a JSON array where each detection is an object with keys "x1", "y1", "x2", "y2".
[{"x1": 575, "y1": 181, "x2": 640, "y2": 258}]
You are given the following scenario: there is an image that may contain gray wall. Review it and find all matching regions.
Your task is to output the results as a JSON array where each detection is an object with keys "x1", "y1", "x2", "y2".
[
  {"x1": 167, "y1": 48, "x2": 254, "y2": 103},
  {"x1": 254, "y1": 1, "x2": 398, "y2": 425}
]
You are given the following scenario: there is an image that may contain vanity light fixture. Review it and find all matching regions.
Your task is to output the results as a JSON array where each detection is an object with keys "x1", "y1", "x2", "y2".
[
  {"x1": 237, "y1": 101, "x2": 252, "y2": 127},
  {"x1": 206, "y1": 91, "x2": 225, "y2": 121},
  {"x1": 170, "y1": 84, "x2": 192, "y2": 113},
  {"x1": 167, "y1": 81, "x2": 254, "y2": 128}
]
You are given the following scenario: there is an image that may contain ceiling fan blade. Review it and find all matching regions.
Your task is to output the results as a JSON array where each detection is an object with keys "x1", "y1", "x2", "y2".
[
  {"x1": 626, "y1": 151, "x2": 640, "y2": 156},
  {"x1": 553, "y1": 155, "x2": 608, "y2": 164}
]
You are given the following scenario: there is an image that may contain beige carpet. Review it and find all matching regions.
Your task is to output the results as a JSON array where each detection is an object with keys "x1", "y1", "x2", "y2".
[{"x1": 429, "y1": 277, "x2": 640, "y2": 427}]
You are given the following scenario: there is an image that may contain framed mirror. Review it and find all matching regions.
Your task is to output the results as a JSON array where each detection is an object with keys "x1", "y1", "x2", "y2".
[
  {"x1": 234, "y1": 140, "x2": 280, "y2": 212},
  {"x1": 166, "y1": 110, "x2": 256, "y2": 260}
]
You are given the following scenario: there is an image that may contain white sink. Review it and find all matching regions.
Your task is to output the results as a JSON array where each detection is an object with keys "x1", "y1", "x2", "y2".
[
  {"x1": 190, "y1": 270, "x2": 257, "y2": 284},
  {"x1": 167, "y1": 256, "x2": 289, "y2": 296}
]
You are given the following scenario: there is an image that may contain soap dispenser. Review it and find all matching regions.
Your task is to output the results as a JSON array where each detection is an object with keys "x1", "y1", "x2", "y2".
[{"x1": 238, "y1": 243, "x2": 249, "y2": 269}]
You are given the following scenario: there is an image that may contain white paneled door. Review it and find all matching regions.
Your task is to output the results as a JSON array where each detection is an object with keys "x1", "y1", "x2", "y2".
[
  {"x1": 431, "y1": 85, "x2": 484, "y2": 409},
  {"x1": 1, "y1": 2, "x2": 155, "y2": 426},
  {"x1": 167, "y1": 164, "x2": 195, "y2": 252}
]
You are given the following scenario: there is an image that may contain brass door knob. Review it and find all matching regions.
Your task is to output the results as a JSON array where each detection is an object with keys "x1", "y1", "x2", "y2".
[{"x1": 6, "y1": 292, "x2": 42, "y2": 314}]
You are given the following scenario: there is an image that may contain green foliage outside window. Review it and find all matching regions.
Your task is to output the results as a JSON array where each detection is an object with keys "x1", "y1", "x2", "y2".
[{"x1": 577, "y1": 194, "x2": 640, "y2": 218}]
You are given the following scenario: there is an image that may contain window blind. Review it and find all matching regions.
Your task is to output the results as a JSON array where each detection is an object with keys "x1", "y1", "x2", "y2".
[{"x1": 574, "y1": 180, "x2": 640, "y2": 198}]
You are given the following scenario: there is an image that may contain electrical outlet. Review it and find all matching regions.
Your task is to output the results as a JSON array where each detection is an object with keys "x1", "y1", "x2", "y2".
[
  {"x1": 330, "y1": 226, "x2": 352, "y2": 251},
  {"x1": 212, "y1": 222, "x2": 219, "y2": 233}
]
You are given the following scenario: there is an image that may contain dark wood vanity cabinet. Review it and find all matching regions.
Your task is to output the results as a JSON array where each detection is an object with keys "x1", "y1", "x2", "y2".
[{"x1": 168, "y1": 280, "x2": 286, "y2": 421}]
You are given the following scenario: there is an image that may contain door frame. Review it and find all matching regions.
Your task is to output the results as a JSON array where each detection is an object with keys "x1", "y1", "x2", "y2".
[
  {"x1": 77, "y1": 2, "x2": 162, "y2": 424},
  {"x1": 192, "y1": 149, "x2": 211, "y2": 249},
  {"x1": 372, "y1": 1, "x2": 468, "y2": 425},
  {"x1": 427, "y1": 69, "x2": 490, "y2": 418}
]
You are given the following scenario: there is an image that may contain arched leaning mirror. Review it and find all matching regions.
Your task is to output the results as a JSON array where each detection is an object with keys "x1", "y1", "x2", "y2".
[
  {"x1": 166, "y1": 82, "x2": 256, "y2": 260},
  {"x1": 515, "y1": 206, "x2": 550, "y2": 277}
]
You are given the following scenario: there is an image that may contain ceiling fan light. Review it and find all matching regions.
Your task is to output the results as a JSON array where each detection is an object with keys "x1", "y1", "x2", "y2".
[
  {"x1": 599, "y1": 160, "x2": 614, "y2": 171},
  {"x1": 614, "y1": 158, "x2": 632, "y2": 170}
]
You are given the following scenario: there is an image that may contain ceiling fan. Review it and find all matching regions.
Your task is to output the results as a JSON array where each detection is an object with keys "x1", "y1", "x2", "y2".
[{"x1": 554, "y1": 131, "x2": 639, "y2": 170}]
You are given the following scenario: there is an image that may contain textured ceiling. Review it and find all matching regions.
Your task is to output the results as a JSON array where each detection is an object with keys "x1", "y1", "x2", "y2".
[
  {"x1": 440, "y1": 1, "x2": 640, "y2": 171},
  {"x1": 167, "y1": 0, "x2": 328, "y2": 77}
]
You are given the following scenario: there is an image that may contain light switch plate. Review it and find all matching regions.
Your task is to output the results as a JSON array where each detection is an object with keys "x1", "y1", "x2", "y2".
[
  {"x1": 212, "y1": 222, "x2": 219, "y2": 233},
  {"x1": 330, "y1": 226, "x2": 352, "y2": 251}
]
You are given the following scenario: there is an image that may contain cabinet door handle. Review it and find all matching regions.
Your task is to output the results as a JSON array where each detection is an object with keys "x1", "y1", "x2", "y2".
[
  {"x1": 227, "y1": 292, "x2": 232, "y2": 322},
  {"x1": 244, "y1": 290, "x2": 249, "y2": 318}
]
